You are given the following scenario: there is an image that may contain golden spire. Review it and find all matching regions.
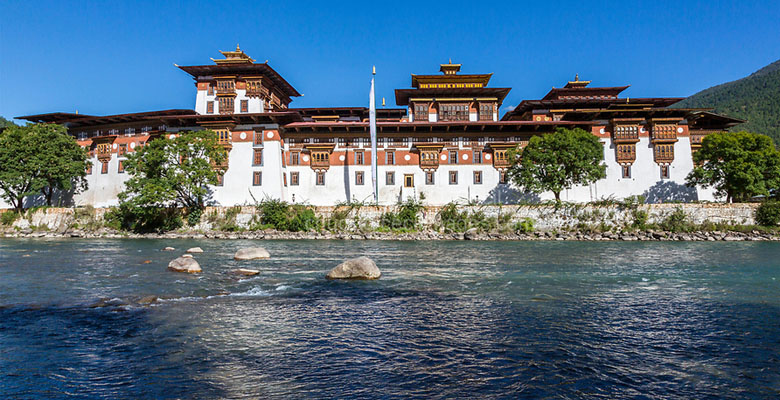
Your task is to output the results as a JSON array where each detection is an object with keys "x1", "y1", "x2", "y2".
[{"x1": 212, "y1": 46, "x2": 255, "y2": 65}]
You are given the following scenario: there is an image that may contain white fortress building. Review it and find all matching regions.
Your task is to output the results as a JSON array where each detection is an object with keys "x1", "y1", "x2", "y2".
[{"x1": 14, "y1": 47, "x2": 743, "y2": 208}]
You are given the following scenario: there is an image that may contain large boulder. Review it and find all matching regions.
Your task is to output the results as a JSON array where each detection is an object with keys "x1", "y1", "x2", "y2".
[
  {"x1": 168, "y1": 257, "x2": 201, "y2": 274},
  {"x1": 187, "y1": 247, "x2": 204, "y2": 254},
  {"x1": 234, "y1": 247, "x2": 270, "y2": 260},
  {"x1": 326, "y1": 256, "x2": 381, "y2": 280}
]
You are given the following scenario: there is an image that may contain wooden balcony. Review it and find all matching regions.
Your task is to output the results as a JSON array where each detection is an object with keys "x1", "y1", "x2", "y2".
[
  {"x1": 612, "y1": 129, "x2": 639, "y2": 143},
  {"x1": 652, "y1": 126, "x2": 678, "y2": 143}
]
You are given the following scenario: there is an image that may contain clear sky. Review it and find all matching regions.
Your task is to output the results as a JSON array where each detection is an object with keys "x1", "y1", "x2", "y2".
[{"x1": 1, "y1": 0, "x2": 779, "y2": 122}]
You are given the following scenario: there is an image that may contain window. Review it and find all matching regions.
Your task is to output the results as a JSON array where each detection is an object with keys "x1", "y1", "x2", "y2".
[
  {"x1": 124, "y1": 127, "x2": 135, "y2": 136},
  {"x1": 207, "y1": 101, "x2": 214, "y2": 114},
  {"x1": 253, "y1": 131, "x2": 264, "y2": 146},
  {"x1": 449, "y1": 150, "x2": 458, "y2": 164},
  {"x1": 218, "y1": 97, "x2": 234, "y2": 114},
  {"x1": 386, "y1": 171, "x2": 395, "y2": 185},
  {"x1": 479, "y1": 103, "x2": 493, "y2": 121},
  {"x1": 241, "y1": 100, "x2": 248, "y2": 113},
  {"x1": 425, "y1": 171, "x2": 435, "y2": 185},
  {"x1": 290, "y1": 151, "x2": 300, "y2": 165},
  {"x1": 316, "y1": 171, "x2": 325, "y2": 186},
  {"x1": 494, "y1": 149, "x2": 508, "y2": 164},
  {"x1": 216, "y1": 129, "x2": 231, "y2": 144},
  {"x1": 473, "y1": 150, "x2": 482, "y2": 164},
  {"x1": 283, "y1": 173, "x2": 287, "y2": 186},
  {"x1": 290, "y1": 171, "x2": 299, "y2": 186},
  {"x1": 654, "y1": 144, "x2": 675, "y2": 163},
  {"x1": 473, "y1": 171, "x2": 482, "y2": 184},
  {"x1": 386, "y1": 151, "x2": 395, "y2": 165},
  {"x1": 253, "y1": 148, "x2": 263, "y2": 165},
  {"x1": 622, "y1": 165, "x2": 631, "y2": 179},
  {"x1": 118, "y1": 160, "x2": 125, "y2": 173},
  {"x1": 404, "y1": 174, "x2": 414, "y2": 188},
  {"x1": 355, "y1": 151, "x2": 364, "y2": 165},
  {"x1": 355, "y1": 171, "x2": 364, "y2": 185},
  {"x1": 86, "y1": 162, "x2": 92, "y2": 175},
  {"x1": 207, "y1": 83, "x2": 214, "y2": 96},
  {"x1": 660, "y1": 165, "x2": 670, "y2": 179},
  {"x1": 499, "y1": 170, "x2": 508, "y2": 184},
  {"x1": 118, "y1": 144, "x2": 127, "y2": 157},
  {"x1": 101, "y1": 161, "x2": 109, "y2": 174},
  {"x1": 78, "y1": 132, "x2": 87, "y2": 140},
  {"x1": 311, "y1": 151, "x2": 329, "y2": 166},
  {"x1": 449, "y1": 171, "x2": 458, "y2": 185},
  {"x1": 414, "y1": 103, "x2": 428, "y2": 121},
  {"x1": 439, "y1": 103, "x2": 469, "y2": 121},
  {"x1": 253, "y1": 171, "x2": 262, "y2": 186}
]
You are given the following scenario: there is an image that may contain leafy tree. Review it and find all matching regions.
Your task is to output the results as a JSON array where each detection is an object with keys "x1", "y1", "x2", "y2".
[
  {"x1": 508, "y1": 127, "x2": 607, "y2": 202},
  {"x1": 120, "y1": 129, "x2": 228, "y2": 211},
  {"x1": 686, "y1": 131, "x2": 780, "y2": 202},
  {"x1": 31, "y1": 124, "x2": 90, "y2": 206},
  {"x1": 0, "y1": 125, "x2": 45, "y2": 211}
]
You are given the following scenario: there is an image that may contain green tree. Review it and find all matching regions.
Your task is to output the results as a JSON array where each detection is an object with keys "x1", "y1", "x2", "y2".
[
  {"x1": 0, "y1": 125, "x2": 46, "y2": 211},
  {"x1": 32, "y1": 124, "x2": 90, "y2": 206},
  {"x1": 686, "y1": 131, "x2": 780, "y2": 202},
  {"x1": 120, "y1": 130, "x2": 228, "y2": 211},
  {"x1": 508, "y1": 127, "x2": 607, "y2": 202}
]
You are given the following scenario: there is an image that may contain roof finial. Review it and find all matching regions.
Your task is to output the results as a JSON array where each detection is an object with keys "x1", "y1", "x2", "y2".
[
  {"x1": 372, "y1": 65, "x2": 376, "y2": 75},
  {"x1": 236, "y1": 43, "x2": 240, "y2": 51},
  {"x1": 449, "y1": 57, "x2": 452, "y2": 64},
  {"x1": 575, "y1": 73, "x2": 579, "y2": 81}
]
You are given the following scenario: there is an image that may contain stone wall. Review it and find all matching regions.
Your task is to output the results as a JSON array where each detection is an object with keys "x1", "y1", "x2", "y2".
[{"x1": 0, "y1": 203, "x2": 760, "y2": 233}]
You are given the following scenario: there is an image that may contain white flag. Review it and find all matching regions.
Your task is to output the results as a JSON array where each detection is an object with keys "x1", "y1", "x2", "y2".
[{"x1": 369, "y1": 71, "x2": 378, "y2": 203}]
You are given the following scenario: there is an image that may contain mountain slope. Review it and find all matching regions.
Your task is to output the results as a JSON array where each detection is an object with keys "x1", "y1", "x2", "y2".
[{"x1": 674, "y1": 59, "x2": 780, "y2": 144}]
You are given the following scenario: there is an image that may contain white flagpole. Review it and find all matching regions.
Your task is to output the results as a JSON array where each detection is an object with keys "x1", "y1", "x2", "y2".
[{"x1": 369, "y1": 66, "x2": 378, "y2": 203}]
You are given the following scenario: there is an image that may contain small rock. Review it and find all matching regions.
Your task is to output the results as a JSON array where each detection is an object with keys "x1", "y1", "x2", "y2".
[
  {"x1": 167, "y1": 257, "x2": 201, "y2": 273},
  {"x1": 326, "y1": 256, "x2": 381, "y2": 280},
  {"x1": 141, "y1": 260, "x2": 152, "y2": 264},
  {"x1": 162, "y1": 247, "x2": 175, "y2": 251},
  {"x1": 181, "y1": 254, "x2": 193, "y2": 258},
  {"x1": 464, "y1": 228, "x2": 479, "y2": 240},
  {"x1": 137, "y1": 295, "x2": 158, "y2": 305},
  {"x1": 187, "y1": 247, "x2": 204, "y2": 254},
  {"x1": 234, "y1": 247, "x2": 270, "y2": 260},
  {"x1": 232, "y1": 268, "x2": 260, "y2": 276}
]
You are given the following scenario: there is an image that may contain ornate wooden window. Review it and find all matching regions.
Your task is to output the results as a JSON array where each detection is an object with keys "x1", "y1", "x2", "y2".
[
  {"x1": 96, "y1": 143, "x2": 112, "y2": 161},
  {"x1": 240, "y1": 100, "x2": 249, "y2": 113},
  {"x1": 386, "y1": 171, "x2": 395, "y2": 185},
  {"x1": 473, "y1": 171, "x2": 482, "y2": 184},
  {"x1": 652, "y1": 124, "x2": 678, "y2": 142},
  {"x1": 498, "y1": 170, "x2": 508, "y2": 184},
  {"x1": 355, "y1": 151, "x2": 364, "y2": 165},
  {"x1": 654, "y1": 144, "x2": 675, "y2": 163},
  {"x1": 404, "y1": 174, "x2": 414, "y2": 188},
  {"x1": 449, "y1": 171, "x2": 458, "y2": 185},
  {"x1": 216, "y1": 79, "x2": 235, "y2": 95},
  {"x1": 420, "y1": 150, "x2": 439, "y2": 168},
  {"x1": 622, "y1": 165, "x2": 631, "y2": 179},
  {"x1": 473, "y1": 150, "x2": 482, "y2": 164},
  {"x1": 253, "y1": 131, "x2": 264, "y2": 146},
  {"x1": 414, "y1": 103, "x2": 428, "y2": 121},
  {"x1": 218, "y1": 97, "x2": 234, "y2": 115},
  {"x1": 253, "y1": 171, "x2": 262, "y2": 186},
  {"x1": 613, "y1": 125, "x2": 639, "y2": 143},
  {"x1": 422, "y1": 171, "x2": 433, "y2": 185},
  {"x1": 253, "y1": 148, "x2": 263, "y2": 165},
  {"x1": 215, "y1": 129, "x2": 231, "y2": 145},
  {"x1": 493, "y1": 149, "x2": 509, "y2": 167},
  {"x1": 439, "y1": 104, "x2": 468, "y2": 121},
  {"x1": 386, "y1": 151, "x2": 395, "y2": 165},
  {"x1": 101, "y1": 161, "x2": 109, "y2": 174},
  {"x1": 449, "y1": 150, "x2": 458, "y2": 164},
  {"x1": 118, "y1": 144, "x2": 127, "y2": 157},
  {"x1": 207, "y1": 101, "x2": 214, "y2": 114},
  {"x1": 207, "y1": 83, "x2": 214, "y2": 96},
  {"x1": 290, "y1": 151, "x2": 300, "y2": 165},
  {"x1": 479, "y1": 103, "x2": 493, "y2": 121},
  {"x1": 311, "y1": 151, "x2": 330, "y2": 168},
  {"x1": 246, "y1": 79, "x2": 266, "y2": 97},
  {"x1": 315, "y1": 171, "x2": 325, "y2": 186},
  {"x1": 616, "y1": 144, "x2": 636, "y2": 163},
  {"x1": 355, "y1": 171, "x2": 364, "y2": 185},
  {"x1": 290, "y1": 171, "x2": 299, "y2": 186}
]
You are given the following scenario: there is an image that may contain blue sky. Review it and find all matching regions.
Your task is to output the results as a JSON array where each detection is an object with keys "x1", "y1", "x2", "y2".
[{"x1": 1, "y1": 0, "x2": 779, "y2": 122}]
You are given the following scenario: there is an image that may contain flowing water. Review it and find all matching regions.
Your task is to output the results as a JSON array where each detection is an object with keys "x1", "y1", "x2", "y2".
[{"x1": 0, "y1": 238, "x2": 779, "y2": 399}]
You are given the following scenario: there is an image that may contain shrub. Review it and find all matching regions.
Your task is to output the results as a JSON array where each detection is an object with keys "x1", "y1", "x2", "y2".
[
  {"x1": 104, "y1": 204, "x2": 183, "y2": 233},
  {"x1": 631, "y1": 209, "x2": 649, "y2": 230},
  {"x1": 380, "y1": 198, "x2": 425, "y2": 231},
  {"x1": 287, "y1": 206, "x2": 321, "y2": 232},
  {"x1": 755, "y1": 201, "x2": 780, "y2": 226},
  {"x1": 659, "y1": 207, "x2": 693, "y2": 233},
  {"x1": 438, "y1": 202, "x2": 469, "y2": 232},
  {"x1": 258, "y1": 198, "x2": 292, "y2": 230},
  {"x1": 514, "y1": 218, "x2": 535, "y2": 233},
  {"x1": 0, "y1": 211, "x2": 19, "y2": 226},
  {"x1": 186, "y1": 208, "x2": 203, "y2": 227}
]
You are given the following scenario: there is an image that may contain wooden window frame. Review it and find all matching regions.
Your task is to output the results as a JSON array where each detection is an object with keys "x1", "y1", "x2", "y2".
[
  {"x1": 386, "y1": 150, "x2": 395, "y2": 165},
  {"x1": 386, "y1": 171, "x2": 395, "y2": 185},
  {"x1": 101, "y1": 161, "x2": 109, "y2": 174},
  {"x1": 290, "y1": 171, "x2": 299, "y2": 186},
  {"x1": 290, "y1": 151, "x2": 300, "y2": 165},
  {"x1": 498, "y1": 170, "x2": 508, "y2": 185},
  {"x1": 253, "y1": 148, "x2": 263, "y2": 166},
  {"x1": 403, "y1": 174, "x2": 414, "y2": 188},
  {"x1": 473, "y1": 170, "x2": 482, "y2": 184},
  {"x1": 473, "y1": 150, "x2": 482, "y2": 164},
  {"x1": 253, "y1": 171, "x2": 262, "y2": 186},
  {"x1": 241, "y1": 99, "x2": 249, "y2": 113},
  {"x1": 425, "y1": 171, "x2": 435, "y2": 185},
  {"x1": 660, "y1": 165, "x2": 670, "y2": 180},
  {"x1": 315, "y1": 171, "x2": 326, "y2": 186},
  {"x1": 449, "y1": 150, "x2": 458, "y2": 165},
  {"x1": 355, "y1": 151, "x2": 365, "y2": 165},
  {"x1": 622, "y1": 165, "x2": 631, "y2": 179},
  {"x1": 207, "y1": 101, "x2": 214, "y2": 114},
  {"x1": 118, "y1": 160, "x2": 125, "y2": 174},
  {"x1": 355, "y1": 171, "x2": 364, "y2": 185},
  {"x1": 449, "y1": 170, "x2": 458, "y2": 185}
]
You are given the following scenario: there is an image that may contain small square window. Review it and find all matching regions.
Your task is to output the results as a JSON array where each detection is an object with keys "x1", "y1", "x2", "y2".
[
  {"x1": 253, "y1": 171, "x2": 262, "y2": 186},
  {"x1": 449, "y1": 171, "x2": 458, "y2": 185},
  {"x1": 473, "y1": 171, "x2": 482, "y2": 184},
  {"x1": 290, "y1": 171, "x2": 299, "y2": 186},
  {"x1": 316, "y1": 171, "x2": 325, "y2": 186},
  {"x1": 499, "y1": 171, "x2": 508, "y2": 184},
  {"x1": 253, "y1": 148, "x2": 263, "y2": 166},
  {"x1": 241, "y1": 100, "x2": 248, "y2": 113},
  {"x1": 404, "y1": 174, "x2": 414, "y2": 188},
  {"x1": 253, "y1": 131, "x2": 264, "y2": 146},
  {"x1": 207, "y1": 101, "x2": 214, "y2": 114},
  {"x1": 660, "y1": 165, "x2": 670, "y2": 179},
  {"x1": 425, "y1": 171, "x2": 435, "y2": 185},
  {"x1": 355, "y1": 151, "x2": 364, "y2": 165},
  {"x1": 290, "y1": 152, "x2": 299, "y2": 165},
  {"x1": 355, "y1": 171, "x2": 364, "y2": 185},
  {"x1": 386, "y1": 171, "x2": 395, "y2": 185},
  {"x1": 386, "y1": 151, "x2": 395, "y2": 165},
  {"x1": 622, "y1": 165, "x2": 631, "y2": 179},
  {"x1": 473, "y1": 150, "x2": 482, "y2": 164}
]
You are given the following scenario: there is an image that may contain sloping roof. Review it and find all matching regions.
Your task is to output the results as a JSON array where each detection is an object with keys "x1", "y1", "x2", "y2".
[
  {"x1": 177, "y1": 63, "x2": 301, "y2": 98},
  {"x1": 17, "y1": 109, "x2": 197, "y2": 127},
  {"x1": 395, "y1": 87, "x2": 511, "y2": 106}
]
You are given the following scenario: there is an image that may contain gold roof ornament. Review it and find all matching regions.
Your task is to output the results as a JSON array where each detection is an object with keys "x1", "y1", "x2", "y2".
[
  {"x1": 211, "y1": 45, "x2": 255, "y2": 65},
  {"x1": 439, "y1": 60, "x2": 462, "y2": 75},
  {"x1": 565, "y1": 73, "x2": 591, "y2": 88}
]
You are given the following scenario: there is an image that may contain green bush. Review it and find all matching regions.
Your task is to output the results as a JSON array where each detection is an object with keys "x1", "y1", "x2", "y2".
[
  {"x1": 514, "y1": 218, "x2": 535, "y2": 233},
  {"x1": 632, "y1": 209, "x2": 649, "y2": 229},
  {"x1": 104, "y1": 204, "x2": 183, "y2": 233},
  {"x1": 755, "y1": 201, "x2": 780, "y2": 226},
  {"x1": 253, "y1": 199, "x2": 320, "y2": 232},
  {"x1": 438, "y1": 202, "x2": 469, "y2": 232},
  {"x1": 659, "y1": 207, "x2": 693, "y2": 233},
  {"x1": 287, "y1": 206, "x2": 321, "y2": 232},
  {"x1": 186, "y1": 208, "x2": 203, "y2": 227},
  {"x1": 0, "y1": 211, "x2": 19, "y2": 226},
  {"x1": 380, "y1": 198, "x2": 425, "y2": 231}
]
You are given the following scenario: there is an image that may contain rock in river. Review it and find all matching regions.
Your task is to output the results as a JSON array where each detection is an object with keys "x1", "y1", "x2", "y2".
[
  {"x1": 162, "y1": 247, "x2": 175, "y2": 251},
  {"x1": 231, "y1": 268, "x2": 260, "y2": 276},
  {"x1": 187, "y1": 247, "x2": 204, "y2": 254},
  {"x1": 168, "y1": 257, "x2": 201, "y2": 274},
  {"x1": 326, "y1": 256, "x2": 381, "y2": 280},
  {"x1": 234, "y1": 247, "x2": 270, "y2": 260}
]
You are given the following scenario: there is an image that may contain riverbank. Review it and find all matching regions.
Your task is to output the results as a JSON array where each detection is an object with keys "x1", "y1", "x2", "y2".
[{"x1": 3, "y1": 226, "x2": 779, "y2": 241}]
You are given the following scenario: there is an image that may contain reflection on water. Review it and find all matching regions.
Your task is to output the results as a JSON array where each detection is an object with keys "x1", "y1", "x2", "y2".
[{"x1": 1, "y1": 239, "x2": 779, "y2": 399}]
